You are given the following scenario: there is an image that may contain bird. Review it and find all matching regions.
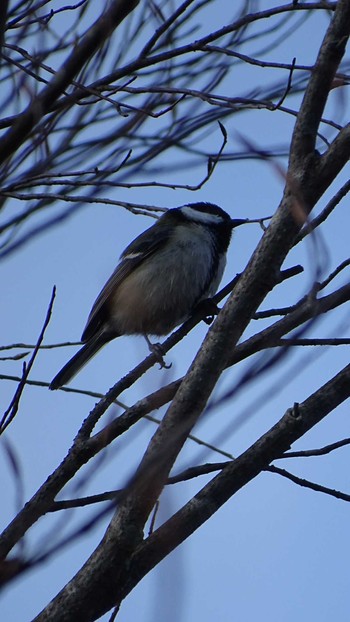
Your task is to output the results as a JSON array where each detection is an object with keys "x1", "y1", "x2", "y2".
[{"x1": 49, "y1": 202, "x2": 245, "y2": 390}]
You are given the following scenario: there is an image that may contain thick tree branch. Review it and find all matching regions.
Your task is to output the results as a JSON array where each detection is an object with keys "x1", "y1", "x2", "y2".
[
  {"x1": 122, "y1": 363, "x2": 350, "y2": 603},
  {"x1": 290, "y1": 0, "x2": 350, "y2": 167},
  {"x1": 0, "y1": 0, "x2": 8, "y2": 58},
  {"x1": 228, "y1": 282, "x2": 350, "y2": 366}
]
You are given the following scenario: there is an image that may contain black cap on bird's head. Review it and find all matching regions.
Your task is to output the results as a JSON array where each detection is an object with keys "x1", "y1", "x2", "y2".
[
  {"x1": 164, "y1": 201, "x2": 246, "y2": 254},
  {"x1": 176, "y1": 202, "x2": 247, "y2": 230}
]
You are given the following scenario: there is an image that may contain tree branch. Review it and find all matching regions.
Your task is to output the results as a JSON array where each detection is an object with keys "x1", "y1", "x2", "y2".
[
  {"x1": 0, "y1": 0, "x2": 139, "y2": 166},
  {"x1": 268, "y1": 465, "x2": 350, "y2": 502},
  {"x1": 290, "y1": 0, "x2": 350, "y2": 167},
  {"x1": 123, "y1": 363, "x2": 350, "y2": 603}
]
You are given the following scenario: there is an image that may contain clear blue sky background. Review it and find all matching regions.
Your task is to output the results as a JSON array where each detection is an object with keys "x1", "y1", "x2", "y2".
[{"x1": 1, "y1": 3, "x2": 350, "y2": 621}]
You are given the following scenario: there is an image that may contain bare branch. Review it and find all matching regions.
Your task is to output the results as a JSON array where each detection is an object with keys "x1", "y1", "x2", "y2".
[
  {"x1": 0, "y1": 287, "x2": 56, "y2": 434},
  {"x1": 290, "y1": 0, "x2": 350, "y2": 167},
  {"x1": 122, "y1": 364, "x2": 350, "y2": 604},
  {"x1": 268, "y1": 465, "x2": 350, "y2": 502},
  {"x1": 0, "y1": 0, "x2": 139, "y2": 166},
  {"x1": 296, "y1": 179, "x2": 350, "y2": 243},
  {"x1": 282, "y1": 437, "x2": 350, "y2": 458}
]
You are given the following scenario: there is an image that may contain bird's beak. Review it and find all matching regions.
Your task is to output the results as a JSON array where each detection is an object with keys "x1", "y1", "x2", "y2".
[{"x1": 230, "y1": 218, "x2": 248, "y2": 228}]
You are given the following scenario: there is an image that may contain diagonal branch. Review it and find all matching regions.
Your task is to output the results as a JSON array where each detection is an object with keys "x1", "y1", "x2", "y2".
[
  {"x1": 0, "y1": 288, "x2": 56, "y2": 434},
  {"x1": 124, "y1": 362, "x2": 350, "y2": 603},
  {"x1": 290, "y1": 0, "x2": 350, "y2": 166},
  {"x1": 0, "y1": 0, "x2": 139, "y2": 167},
  {"x1": 268, "y1": 465, "x2": 350, "y2": 502}
]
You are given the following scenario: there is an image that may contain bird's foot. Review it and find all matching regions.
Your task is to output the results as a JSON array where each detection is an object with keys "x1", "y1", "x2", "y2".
[
  {"x1": 195, "y1": 298, "x2": 220, "y2": 325},
  {"x1": 144, "y1": 335, "x2": 172, "y2": 369}
]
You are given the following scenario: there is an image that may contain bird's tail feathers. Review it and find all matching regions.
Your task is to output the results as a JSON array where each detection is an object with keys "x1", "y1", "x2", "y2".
[{"x1": 49, "y1": 333, "x2": 108, "y2": 390}]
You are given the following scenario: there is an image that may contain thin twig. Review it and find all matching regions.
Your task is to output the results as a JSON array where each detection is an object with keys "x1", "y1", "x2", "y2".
[
  {"x1": 0, "y1": 287, "x2": 56, "y2": 434},
  {"x1": 268, "y1": 465, "x2": 350, "y2": 502},
  {"x1": 282, "y1": 437, "x2": 350, "y2": 458}
]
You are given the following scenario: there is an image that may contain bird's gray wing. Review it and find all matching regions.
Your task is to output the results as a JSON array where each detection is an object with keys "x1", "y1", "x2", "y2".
[{"x1": 81, "y1": 221, "x2": 172, "y2": 342}]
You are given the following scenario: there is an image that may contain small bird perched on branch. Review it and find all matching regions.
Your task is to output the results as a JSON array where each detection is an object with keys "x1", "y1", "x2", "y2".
[{"x1": 49, "y1": 202, "x2": 245, "y2": 390}]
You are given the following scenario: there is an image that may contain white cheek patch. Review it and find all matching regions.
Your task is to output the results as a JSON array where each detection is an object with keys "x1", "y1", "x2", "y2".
[{"x1": 180, "y1": 205, "x2": 224, "y2": 225}]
